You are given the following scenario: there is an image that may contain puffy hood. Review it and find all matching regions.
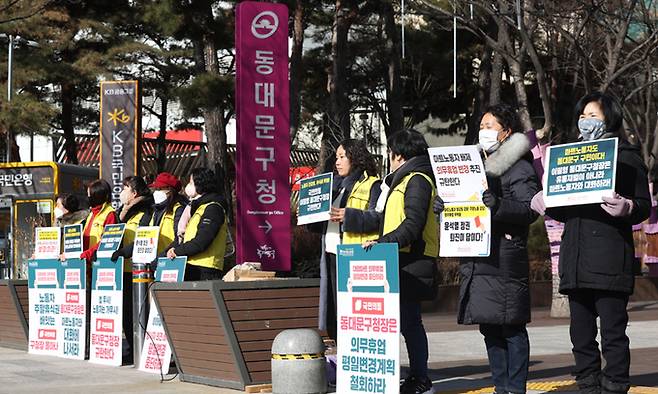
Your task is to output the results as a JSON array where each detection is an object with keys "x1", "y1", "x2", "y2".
[{"x1": 485, "y1": 132, "x2": 532, "y2": 178}]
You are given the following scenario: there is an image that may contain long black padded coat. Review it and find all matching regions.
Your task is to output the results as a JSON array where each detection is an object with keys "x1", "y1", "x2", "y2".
[{"x1": 458, "y1": 132, "x2": 540, "y2": 326}]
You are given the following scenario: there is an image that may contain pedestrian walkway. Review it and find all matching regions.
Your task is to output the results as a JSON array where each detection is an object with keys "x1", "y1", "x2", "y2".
[{"x1": 0, "y1": 302, "x2": 656, "y2": 393}]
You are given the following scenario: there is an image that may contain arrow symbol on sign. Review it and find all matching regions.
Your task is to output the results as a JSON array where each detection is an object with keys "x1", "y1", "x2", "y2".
[{"x1": 259, "y1": 220, "x2": 273, "y2": 234}]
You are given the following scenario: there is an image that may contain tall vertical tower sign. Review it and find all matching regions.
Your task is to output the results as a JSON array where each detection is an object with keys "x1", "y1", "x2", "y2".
[
  {"x1": 235, "y1": 2, "x2": 291, "y2": 271},
  {"x1": 99, "y1": 80, "x2": 141, "y2": 209}
]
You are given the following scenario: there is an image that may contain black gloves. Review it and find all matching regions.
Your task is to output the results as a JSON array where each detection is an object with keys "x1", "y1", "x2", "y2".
[
  {"x1": 110, "y1": 249, "x2": 122, "y2": 262},
  {"x1": 433, "y1": 195, "x2": 445, "y2": 214},
  {"x1": 482, "y1": 190, "x2": 498, "y2": 212}
]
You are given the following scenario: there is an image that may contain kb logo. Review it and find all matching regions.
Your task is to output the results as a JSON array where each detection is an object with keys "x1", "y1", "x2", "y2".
[{"x1": 251, "y1": 11, "x2": 279, "y2": 39}]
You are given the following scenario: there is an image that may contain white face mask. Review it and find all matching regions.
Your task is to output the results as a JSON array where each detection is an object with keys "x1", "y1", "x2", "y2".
[
  {"x1": 119, "y1": 189, "x2": 133, "y2": 206},
  {"x1": 185, "y1": 183, "x2": 197, "y2": 199},
  {"x1": 54, "y1": 207, "x2": 65, "y2": 219},
  {"x1": 478, "y1": 128, "x2": 500, "y2": 153},
  {"x1": 153, "y1": 190, "x2": 168, "y2": 205}
]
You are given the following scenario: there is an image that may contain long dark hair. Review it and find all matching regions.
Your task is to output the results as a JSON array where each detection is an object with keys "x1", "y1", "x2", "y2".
[{"x1": 339, "y1": 138, "x2": 378, "y2": 177}]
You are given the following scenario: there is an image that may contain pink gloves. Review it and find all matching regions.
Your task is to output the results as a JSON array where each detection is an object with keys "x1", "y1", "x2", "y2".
[{"x1": 601, "y1": 193, "x2": 633, "y2": 217}]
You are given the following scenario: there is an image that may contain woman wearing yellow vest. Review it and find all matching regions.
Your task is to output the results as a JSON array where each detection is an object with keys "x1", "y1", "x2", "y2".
[
  {"x1": 316, "y1": 139, "x2": 381, "y2": 342},
  {"x1": 364, "y1": 129, "x2": 437, "y2": 394},
  {"x1": 80, "y1": 179, "x2": 118, "y2": 263},
  {"x1": 148, "y1": 172, "x2": 187, "y2": 257},
  {"x1": 166, "y1": 167, "x2": 228, "y2": 281},
  {"x1": 110, "y1": 176, "x2": 154, "y2": 362}
]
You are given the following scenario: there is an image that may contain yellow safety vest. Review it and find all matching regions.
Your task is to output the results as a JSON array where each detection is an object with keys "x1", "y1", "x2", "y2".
[
  {"x1": 84, "y1": 203, "x2": 115, "y2": 249},
  {"x1": 150, "y1": 203, "x2": 182, "y2": 256},
  {"x1": 382, "y1": 172, "x2": 438, "y2": 257},
  {"x1": 342, "y1": 173, "x2": 380, "y2": 245},
  {"x1": 122, "y1": 211, "x2": 145, "y2": 272},
  {"x1": 183, "y1": 202, "x2": 227, "y2": 271}
]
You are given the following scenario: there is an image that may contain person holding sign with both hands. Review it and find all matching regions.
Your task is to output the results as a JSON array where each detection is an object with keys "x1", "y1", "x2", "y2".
[
  {"x1": 434, "y1": 104, "x2": 539, "y2": 394},
  {"x1": 530, "y1": 92, "x2": 650, "y2": 394}
]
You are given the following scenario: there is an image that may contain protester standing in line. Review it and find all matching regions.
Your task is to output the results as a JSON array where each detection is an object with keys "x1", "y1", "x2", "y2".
[
  {"x1": 110, "y1": 176, "x2": 153, "y2": 363},
  {"x1": 54, "y1": 194, "x2": 89, "y2": 227},
  {"x1": 364, "y1": 129, "x2": 438, "y2": 394},
  {"x1": 79, "y1": 179, "x2": 117, "y2": 359},
  {"x1": 166, "y1": 167, "x2": 228, "y2": 281},
  {"x1": 315, "y1": 138, "x2": 381, "y2": 342},
  {"x1": 434, "y1": 104, "x2": 539, "y2": 394},
  {"x1": 148, "y1": 172, "x2": 187, "y2": 257},
  {"x1": 80, "y1": 179, "x2": 117, "y2": 263},
  {"x1": 531, "y1": 92, "x2": 650, "y2": 394}
]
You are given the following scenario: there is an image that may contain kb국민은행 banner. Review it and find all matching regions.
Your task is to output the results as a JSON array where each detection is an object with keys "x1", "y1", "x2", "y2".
[
  {"x1": 100, "y1": 80, "x2": 141, "y2": 209},
  {"x1": 297, "y1": 172, "x2": 333, "y2": 225},
  {"x1": 138, "y1": 257, "x2": 187, "y2": 375},
  {"x1": 89, "y1": 257, "x2": 124, "y2": 366},
  {"x1": 336, "y1": 243, "x2": 400, "y2": 394},
  {"x1": 543, "y1": 138, "x2": 618, "y2": 208},
  {"x1": 235, "y1": 1, "x2": 291, "y2": 271}
]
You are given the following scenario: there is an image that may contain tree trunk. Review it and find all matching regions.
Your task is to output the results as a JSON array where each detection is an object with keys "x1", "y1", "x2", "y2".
[
  {"x1": 465, "y1": 43, "x2": 492, "y2": 145},
  {"x1": 156, "y1": 96, "x2": 168, "y2": 174},
  {"x1": 327, "y1": 0, "x2": 353, "y2": 144},
  {"x1": 382, "y1": 0, "x2": 404, "y2": 137},
  {"x1": 61, "y1": 82, "x2": 78, "y2": 164},
  {"x1": 289, "y1": 0, "x2": 305, "y2": 144},
  {"x1": 200, "y1": 33, "x2": 231, "y2": 216},
  {"x1": 489, "y1": 51, "x2": 503, "y2": 106}
]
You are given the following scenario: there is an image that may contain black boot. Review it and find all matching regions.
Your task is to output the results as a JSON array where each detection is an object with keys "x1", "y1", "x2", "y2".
[
  {"x1": 601, "y1": 376, "x2": 630, "y2": 394},
  {"x1": 577, "y1": 373, "x2": 601, "y2": 394}
]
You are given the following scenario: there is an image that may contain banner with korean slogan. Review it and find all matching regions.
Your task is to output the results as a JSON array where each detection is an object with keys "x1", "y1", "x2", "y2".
[
  {"x1": 440, "y1": 203, "x2": 491, "y2": 257},
  {"x1": 544, "y1": 138, "x2": 618, "y2": 208},
  {"x1": 63, "y1": 224, "x2": 84, "y2": 259},
  {"x1": 59, "y1": 258, "x2": 86, "y2": 360},
  {"x1": 428, "y1": 145, "x2": 487, "y2": 203},
  {"x1": 336, "y1": 243, "x2": 399, "y2": 394},
  {"x1": 138, "y1": 257, "x2": 187, "y2": 375},
  {"x1": 297, "y1": 172, "x2": 333, "y2": 225},
  {"x1": 34, "y1": 227, "x2": 61, "y2": 259},
  {"x1": 132, "y1": 226, "x2": 160, "y2": 263},
  {"x1": 89, "y1": 257, "x2": 124, "y2": 366},
  {"x1": 28, "y1": 258, "x2": 62, "y2": 357},
  {"x1": 96, "y1": 223, "x2": 126, "y2": 259}
]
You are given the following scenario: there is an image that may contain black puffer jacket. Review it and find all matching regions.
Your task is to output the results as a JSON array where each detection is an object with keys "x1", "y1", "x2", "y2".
[
  {"x1": 459, "y1": 133, "x2": 540, "y2": 325},
  {"x1": 113, "y1": 196, "x2": 154, "y2": 259},
  {"x1": 546, "y1": 140, "x2": 650, "y2": 295},
  {"x1": 378, "y1": 155, "x2": 438, "y2": 302},
  {"x1": 174, "y1": 192, "x2": 226, "y2": 258}
]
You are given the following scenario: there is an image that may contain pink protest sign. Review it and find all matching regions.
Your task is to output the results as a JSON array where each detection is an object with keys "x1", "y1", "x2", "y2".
[{"x1": 235, "y1": 2, "x2": 291, "y2": 271}]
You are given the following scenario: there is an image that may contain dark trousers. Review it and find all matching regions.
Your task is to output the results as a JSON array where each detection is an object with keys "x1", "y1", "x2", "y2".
[
  {"x1": 401, "y1": 301, "x2": 429, "y2": 378},
  {"x1": 479, "y1": 324, "x2": 530, "y2": 394},
  {"x1": 184, "y1": 264, "x2": 222, "y2": 281},
  {"x1": 326, "y1": 252, "x2": 338, "y2": 341},
  {"x1": 122, "y1": 271, "x2": 133, "y2": 359},
  {"x1": 568, "y1": 289, "x2": 630, "y2": 384}
]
